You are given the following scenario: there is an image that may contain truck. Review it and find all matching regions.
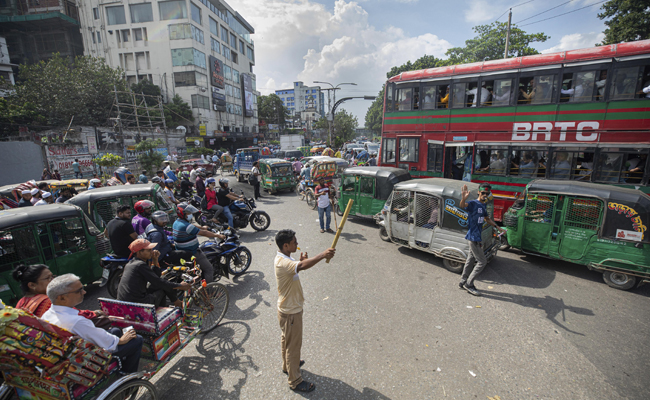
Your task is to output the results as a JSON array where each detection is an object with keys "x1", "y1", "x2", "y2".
[
  {"x1": 280, "y1": 135, "x2": 305, "y2": 151},
  {"x1": 233, "y1": 147, "x2": 271, "y2": 182}
]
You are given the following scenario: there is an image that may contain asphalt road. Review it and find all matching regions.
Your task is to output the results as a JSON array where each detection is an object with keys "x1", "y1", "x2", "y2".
[{"x1": 80, "y1": 178, "x2": 650, "y2": 400}]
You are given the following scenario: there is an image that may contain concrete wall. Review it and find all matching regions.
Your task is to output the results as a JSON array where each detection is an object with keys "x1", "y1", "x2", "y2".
[{"x1": 0, "y1": 141, "x2": 45, "y2": 185}]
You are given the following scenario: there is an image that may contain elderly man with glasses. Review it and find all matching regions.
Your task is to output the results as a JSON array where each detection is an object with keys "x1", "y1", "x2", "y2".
[
  {"x1": 458, "y1": 183, "x2": 505, "y2": 296},
  {"x1": 42, "y1": 274, "x2": 144, "y2": 373}
]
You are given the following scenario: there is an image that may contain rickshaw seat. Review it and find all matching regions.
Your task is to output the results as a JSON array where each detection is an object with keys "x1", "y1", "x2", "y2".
[
  {"x1": 101, "y1": 255, "x2": 130, "y2": 263},
  {"x1": 98, "y1": 298, "x2": 182, "y2": 337}
]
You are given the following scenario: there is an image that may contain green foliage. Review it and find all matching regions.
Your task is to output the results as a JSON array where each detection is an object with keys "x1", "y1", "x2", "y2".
[
  {"x1": 130, "y1": 79, "x2": 161, "y2": 106},
  {"x1": 190, "y1": 146, "x2": 214, "y2": 156},
  {"x1": 135, "y1": 138, "x2": 165, "y2": 174},
  {"x1": 314, "y1": 109, "x2": 358, "y2": 148},
  {"x1": 164, "y1": 94, "x2": 194, "y2": 128},
  {"x1": 598, "y1": 0, "x2": 650, "y2": 45},
  {"x1": 94, "y1": 153, "x2": 123, "y2": 168},
  {"x1": 442, "y1": 22, "x2": 548, "y2": 65},
  {"x1": 258, "y1": 94, "x2": 290, "y2": 126},
  {"x1": 365, "y1": 86, "x2": 385, "y2": 135},
  {"x1": 9, "y1": 54, "x2": 127, "y2": 126}
]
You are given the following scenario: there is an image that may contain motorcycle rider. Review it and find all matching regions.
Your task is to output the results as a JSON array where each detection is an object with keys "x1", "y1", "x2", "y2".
[
  {"x1": 217, "y1": 178, "x2": 244, "y2": 231},
  {"x1": 205, "y1": 178, "x2": 224, "y2": 224},
  {"x1": 88, "y1": 178, "x2": 102, "y2": 190},
  {"x1": 132, "y1": 200, "x2": 154, "y2": 235},
  {"x1": 179, "y1": 171, "x2": 194, "y2": 199},
  {"x1": 114, "y1": 167, "x2": 134, "y2": 185},
  {"x1": 195, "y1": 169, "x2": 207, "y2": 199},
  {"x1": 172, "y1": 203, "x2": 225, "y2": 283},
  {"x1": 164, "y1": 179, "x2": 179, "y2": 205},
  {"x1": 145, "y1": 211, "x2": 192, "y2": 265}
]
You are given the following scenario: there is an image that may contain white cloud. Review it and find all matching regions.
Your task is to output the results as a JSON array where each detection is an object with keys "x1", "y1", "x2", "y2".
[
  {"x1": 464, "y1": 0, "x2": 500, "y2": 24},
  {"x1": 541, "y1": 32, "x2": 605, "y2": 54},
  {"x1": 227, "y1": 0, "x2": 451, "y2": 123}
]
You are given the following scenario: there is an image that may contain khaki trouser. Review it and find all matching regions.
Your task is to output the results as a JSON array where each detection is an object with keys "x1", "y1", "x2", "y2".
[{"x1": 278, "y1": 310, "x2": 303, "y2": 388}]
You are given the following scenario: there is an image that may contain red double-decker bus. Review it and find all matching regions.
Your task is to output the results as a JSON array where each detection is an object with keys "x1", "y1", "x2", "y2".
[{"x1": 378, "y1": 40, "x2": 650, "y2": 221}]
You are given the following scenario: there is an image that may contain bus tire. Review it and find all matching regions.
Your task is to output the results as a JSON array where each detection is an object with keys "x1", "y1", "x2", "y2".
[
  {"x1": 602, "y1": 271, "x2": 636, "y2": 290},
  {"x1": 442, "y1": 258, "x2": 464, "y2": 274}
]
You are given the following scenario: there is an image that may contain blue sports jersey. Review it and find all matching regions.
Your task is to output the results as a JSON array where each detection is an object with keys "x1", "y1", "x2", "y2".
[{"x1": 464, "y1": 199, "x2": 487, "y2": 242}]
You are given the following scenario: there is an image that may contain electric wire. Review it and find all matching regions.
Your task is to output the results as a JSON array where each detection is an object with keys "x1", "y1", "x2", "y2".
[{"x1": 518, "y1": 0, "x2": 606, "y2": 26}]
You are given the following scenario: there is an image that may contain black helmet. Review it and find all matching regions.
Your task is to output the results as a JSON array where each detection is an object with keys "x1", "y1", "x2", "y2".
[
  {"x1": 151, "y1": 210, "x2": 169, "y2": 226},
  {"x1": 219, "y1": 177, "x2": 229, "y2": 188}
]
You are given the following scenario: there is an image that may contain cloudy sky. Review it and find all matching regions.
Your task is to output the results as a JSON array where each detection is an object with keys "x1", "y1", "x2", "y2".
[{"x1": 227, "y1": 0, "x2": 607, "y2": 124}]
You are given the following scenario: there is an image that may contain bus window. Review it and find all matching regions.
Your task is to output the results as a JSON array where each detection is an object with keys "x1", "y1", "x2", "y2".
[
  {"x1": 547, "y1": 148, "x2": 596, "y2": 180},
  {"x1": 475, "y1": 147, "x2": 508, "y2": 176},
  {"x1": 549, "y1": 151, "x2": 574, "y2": 180},
  {"x1": 427, "y1": 143, "x2": 443, "y2": 172},
  {"x1": 382, "y1": 138, "x2": 396, "y2": 163},
  {"x1": 510, "y1": 148, "x2": 547, "y2": 179},
  {"x1": 639, "y1": 65, "x2": 650, "y2": 99},
  {"x1": 422, "y1": 85, "x2": 437, "y2": 110},
  {"x1": 518, "y1": 73, "x2": 557, "y2": 105},
  {"x1": 593, "y1": 152, "x2": 624, "y2": 183},
  {"x1": 622, "y1": 153, "x2": 647, "y2": 184},
  {"x1": 399, "y1": 138, "x2": 419, "y2": 162},
  {"x1": 560, "y1": 70, "x2": 603, "y2": 103},
  {"x1": 484, "y1": 78, "x2": 513, "y2": 106},
  {"x1": 437, "y1": 85, "x2": 450, "y2": 108},
  {"x1": 610, "y1": 66, "x2": 641, "y2": 100},
  {"x1": 413, "y1": 87, "x2": 420, "y2": 110},
  {"x1": 386, "y1": 84, "x2": 394, "y2": 112},
  {"x1": 451, "y1": 81, "x2": 478, "y2": 108},
  {"x1": 396, "y1": 87, "x2": 412, "y2": 111}
]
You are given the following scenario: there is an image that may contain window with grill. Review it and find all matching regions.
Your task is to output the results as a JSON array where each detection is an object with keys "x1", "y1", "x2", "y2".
[
  {"x1": 564, "y1": 198, "x2": 602, "y2": 231},
  {"x1": 525, "y1": 194, "x2": 555, "y2": 223},
  {"x1": 0, "y1": 227, "x2": 39, "y2": 272},
  {"x1": 518, "y1": 73, "x2": 558, "y2": 105},
  {"x1": 395, "y1": 87, "x2": 412, "y2": 111},
  {"x1": 415, "y1": 194, "x2": 439, "y2": 229},
  {"x1": 609, "y1": 64, "x2": 650, "y2": 101},
  {"x1": 475, "y1": 147, "x2": 508, "y2": 176},
  {"x1": 427, "y1": 143, "x2": 443, "y2": 172},
  {"x1": 191, "y1": 94, "x2": 210, "y2": 109},
  {"x1": 342, "y1": 176, "x2": 356, "y2": 192},
  {"x1": 390, "y1": 191, "x2": 412, "y2": 222},
  {"x1": 48, "y1": 219, "x2": 88, "y2": 256},
  {"x1": 359, "y1": 177, "x2": 374, "y2": 195},
  {"x1": 509, "y1": 148, "x2": 549, "y2": 178}
]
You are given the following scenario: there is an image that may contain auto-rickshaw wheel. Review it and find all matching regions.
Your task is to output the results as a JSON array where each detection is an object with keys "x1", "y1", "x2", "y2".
[
  {"x1": 334, "y1": 202, "x2": 344, "y2": 216},
  {"x1": 498, "y1": 235, "x2": 511, "y2": 251},
  {"x1": 602, "y1": 271, "x2": 637, "y2": 290},
  {"x1": 442, "y1": 259, "x2": 464, "y2": 274},
  {"x1": 378, "y1": 226, "x2": 390, "y2": 242},
  {"x1": 104, "y1": 378, "x2": 157, "y2": 400}
]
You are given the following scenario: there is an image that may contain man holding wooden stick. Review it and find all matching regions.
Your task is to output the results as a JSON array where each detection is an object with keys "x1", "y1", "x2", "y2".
[{"x1": 274, "y1": 229, "x2": 335, "y2": 393}]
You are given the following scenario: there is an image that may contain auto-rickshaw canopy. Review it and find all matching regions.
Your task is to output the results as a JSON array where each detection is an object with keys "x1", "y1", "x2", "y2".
[
  {"x1": 342, "y1": 167, "x2": 411, "y2": 200},
  {"x1": 526, "y1": 180, "x2": 650, "y2": 243},
  {"x1": 0, "y1": 204, "x2": 91, "y2": 230}
]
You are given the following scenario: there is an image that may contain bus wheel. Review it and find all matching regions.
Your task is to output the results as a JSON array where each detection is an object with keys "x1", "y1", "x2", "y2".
[
  {"x1": 603, "y1": 271, "x2": 636, "y2": 290},
  {"x1": 442, "y1": 259, "x2": 464, "y2": 274}
]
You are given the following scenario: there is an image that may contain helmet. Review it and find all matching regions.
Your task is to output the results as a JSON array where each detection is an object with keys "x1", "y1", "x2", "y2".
[
  {"x1": 197, "y1": 168, "x2": 206, "y2": 178},
  {"x1": 180, "y1": 171, "x2": 190, "y2": 180},
  {"x1": 176, "y1": 202, "x2": 199, "y2": 219},
  {"x1": 164, "y1": 179, "x2": 174, "y2": 186},
  {"x1": 134, "y1": 200, "x2": 155, "y2": 215},
  {"x1": 89, "y1": 178, "x2": 102, "y2": 188},
  {"x1": 206, "y1": 178, "x2": 216, "y2": 185},
  {"x1": 291, "y1": 157, "x2": 296, "y2": 161},
  {"x1": 151, "y1": 210, "x2": 169, "y2": 226},
  {"x1": 219, "y1": 178, "x2": 229, "y2": 188},
  {"x1": 114, "y1": 167, "x2": 133, "y2": 184},
  {"x1": 151, "y1": 176, "x2": 162, "y2": 184}
]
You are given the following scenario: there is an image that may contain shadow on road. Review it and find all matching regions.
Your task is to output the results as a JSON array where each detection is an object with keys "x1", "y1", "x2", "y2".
[
  {"x1": 238, "y1": 228, "x2": 278, "y2": 243},
  {"x1": 480, "y1": 289, "x2": 594, "y2": 336},
  {"x1": 295, "y1": 370, "x2": 392, "y2": 399},
  {"x1": 338, "y1": 232, "x2": 367, "y2": 244},
  {"x1": 224, "y1": 271, "x2": 272, "y2": 321},
  {"x1": 156, "y1": 321, "x2": 258, "y2": 400}
]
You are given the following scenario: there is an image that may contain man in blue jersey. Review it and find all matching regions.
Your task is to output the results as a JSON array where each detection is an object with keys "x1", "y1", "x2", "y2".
[
  {"x1": 458, "y1": 183, "x2": 505, "y2": 296},
  {"x1": 172, "y1": 203, "x2": 225, "y2": 283}
]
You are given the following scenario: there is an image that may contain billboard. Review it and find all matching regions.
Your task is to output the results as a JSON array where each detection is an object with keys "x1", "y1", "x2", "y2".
[
  {"x1": 209, "y1": 56, "x2": 224, "y2": 89},
  {"x1": 242, "y1": 73, "x2": 254, "y2": 117},
  {"x1": 212, "y1": 87, "x2": 226, "y2": 112}
]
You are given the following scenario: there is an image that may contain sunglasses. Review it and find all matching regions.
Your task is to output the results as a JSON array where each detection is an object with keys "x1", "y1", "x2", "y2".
[{"x1": 480, "y1": 191, "x2": 491, "y2": 196}]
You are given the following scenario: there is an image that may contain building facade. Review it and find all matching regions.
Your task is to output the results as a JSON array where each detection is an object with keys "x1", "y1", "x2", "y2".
[
  {"x1": 76, "y1": 0, "x2": 259, "y2": 149},
  {"x1": 276, "y1": 81, "x2": 325, "y2": 120}
]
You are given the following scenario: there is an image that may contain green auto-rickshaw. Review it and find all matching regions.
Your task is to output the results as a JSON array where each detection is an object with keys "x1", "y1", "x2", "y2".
[
  {"x1": 339, "y1": 166, "x2": 411, "y2": 218},
  {"x1": 65, "y1": 183, "x2": 174, "y2": 230},
  {"x1": 259, "y1": 158, "x2": 294, "y2": 194},
  {"x1": 502, "y1": 180, "x2": 650, "y2": 290},
  {"x1": 0, "y1": 204, "x2": 109, "y2": 304}
]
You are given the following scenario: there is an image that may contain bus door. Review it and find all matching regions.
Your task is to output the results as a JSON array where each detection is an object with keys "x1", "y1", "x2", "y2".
[
  {"x1": 444, "y1": 143, "x2": 474, "y2": 180},
  {"x1": 557, "y1": 196, "x2": 603, "y2": 260},
  {"x1": 521, "y1": 193, "x2": 559, "y2": 255}
]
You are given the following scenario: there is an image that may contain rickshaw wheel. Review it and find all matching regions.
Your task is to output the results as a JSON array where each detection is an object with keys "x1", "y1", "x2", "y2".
[
  {"x1": 602, "y1": 271, "x2": 636, "y2": 290},
  {"x1": 378, "y1": 226, "x2": 390, "y2": 242},
  {"x1": 305, "y1": 191, "x2": 315, "y2": 208},
  {"x1": 334, "y1": 202, "x2": 344, "y2": 216},
  {"x1": 105, "y1": 379, "x2": 157, "y2": 400},
  {"x1": 189, "y1": 282, "x2": 230, "y2": 333},
  {"x1": 442, "y1": 259, "x2": 464, "y2": 274}
]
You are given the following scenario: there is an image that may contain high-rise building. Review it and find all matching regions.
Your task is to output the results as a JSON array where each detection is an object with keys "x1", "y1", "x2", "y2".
[
  {"x1": 0, "y1": 0, "x2": 84, "y2": 66},
  {"x1": 76, "y1": 0, "x2": 259, "y2": 148},
  {"x1": 276, "y1": 81, "x2": 325, "y2": 120}
]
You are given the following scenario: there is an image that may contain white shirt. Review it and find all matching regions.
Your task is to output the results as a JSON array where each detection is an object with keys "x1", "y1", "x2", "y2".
[
  {"x1": 212, "y1": 155, "x2": 219, "y2": 162},
  {"x1": 166, "y1": 155, "x2": 172, "y2": 161},
  {"x1": 164, "y1": 187, "x2": 176, "y2": 202},
  {"x1": 643, "y1": 84, "x2": 650, "y2": 98},
  {"x1": 467, "y1": 87, "x2": 490, "y2": 107},
  {"x1": 316, "y1": 186, "x2": 330, "y2": 208},
  {"x1": 42, "y1": 305, "x2": 119, "y2": 352},
  {"x1": 34, "y1": 199, "x2": 49, "y2": 206},
  {"x1": 190, "y1": 169, "x2": 198, "y2": 182}
]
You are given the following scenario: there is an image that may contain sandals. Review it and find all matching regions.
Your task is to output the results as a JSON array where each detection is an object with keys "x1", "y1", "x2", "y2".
[
  {"x1": 292, "y1": 381, "x2": 315, "y2": 393},
  {"x1": 282, "y1": 360, "x2": 305, "y2": 374},
  {"x1": 326, "y1": 228, "x2": 335, "y2": 233},
  {"x1": 320, "y1": 229, "x2": 325, "y2": 233}
]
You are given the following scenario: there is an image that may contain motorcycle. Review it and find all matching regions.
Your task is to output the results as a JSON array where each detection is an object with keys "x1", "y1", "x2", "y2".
[
  {"x1": 195, "y1": 191, "x2": 271, "y2": 231},
  {"x1": 200, "y1": 228, "x2": 253, "y2": 278},
  {"x1": 100, "y1": 255, "x2": 130, "y2": 299}
]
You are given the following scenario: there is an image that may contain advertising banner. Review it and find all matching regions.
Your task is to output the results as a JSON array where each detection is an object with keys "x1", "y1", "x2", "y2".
[
  {"x1": 46, "y1": 145, "x2": 93, "y2": 178},
  {"x1": 209, "y1": 56, "x2": 225, "y2": 89},
  {"x1": 242, "y1": 74, "x2": 254, "y2": 117},
  {"x1": 86, "y1": 134, "x2": 98, "y2": 154},
  {"x1": 212, "y1": 87, "x2": 226, "y2": 111}
]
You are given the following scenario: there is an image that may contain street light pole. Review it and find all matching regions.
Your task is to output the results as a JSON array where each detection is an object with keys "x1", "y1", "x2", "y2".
[{"x1": 314, "y1": 81, "x2": 357, "y2": 147}]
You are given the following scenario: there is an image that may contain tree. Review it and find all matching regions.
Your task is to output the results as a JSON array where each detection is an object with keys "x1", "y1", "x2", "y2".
[
  {"x1": 130, "y1": 79, "x2": 161, "y2": 107},
  {"x1": 164, "y1": 94, "x2": 194, "y2": 128},
  {"x1": 258, "y1": 94, "x2": 290, "y2": 126},
  {"x1": 387, "y1": 55, "x2": 442, "y2": 78},
  {"x1": 442, "y1": 22, "x2": 548, "y2": 65},
  {"x1": 598, "y1": 0, "x2": 650, "y2": 45},
  {"x1": 314, "y1": 108, "x2": 358, "y2": 148},
  {"x1": 94, "y1": 153, "x2": 123, "y2": 179},
  {"x1": 9, "y1": 54, "x2": 127, "y2": 126},
  {"x1": 135, "y1": 138, "x2": 165, "y2": 175},
  {"x1": 190, "y1": 146, "x2": 214, "y2": 157}
]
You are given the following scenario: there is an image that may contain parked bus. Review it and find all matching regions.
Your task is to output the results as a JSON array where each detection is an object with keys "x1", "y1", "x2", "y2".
[{"x1": 378, "y1": 39, "x2": 650, "y2": 221}]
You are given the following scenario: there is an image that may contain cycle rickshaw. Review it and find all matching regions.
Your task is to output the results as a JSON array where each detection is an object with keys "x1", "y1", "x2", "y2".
[
  {"x1": 220, "y1": 154, "x2": 233, "y2": 175},
  {"x1": 0, "y1": 258, "x2": 229, "y2": 400}
]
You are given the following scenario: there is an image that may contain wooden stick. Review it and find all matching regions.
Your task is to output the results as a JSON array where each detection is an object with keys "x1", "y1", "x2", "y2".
[{"x1": 326, "y1": 199, "x2": 354, "y2": 263}]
